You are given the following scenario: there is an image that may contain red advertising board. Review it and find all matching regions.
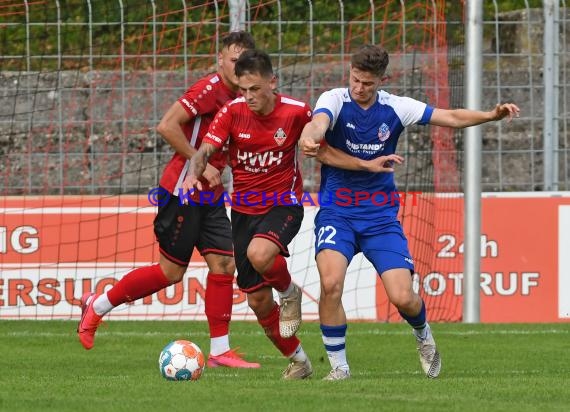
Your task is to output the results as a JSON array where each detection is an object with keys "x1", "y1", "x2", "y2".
[{"x1": 1, "y1": 193, "x2": 569, "y2": 322}]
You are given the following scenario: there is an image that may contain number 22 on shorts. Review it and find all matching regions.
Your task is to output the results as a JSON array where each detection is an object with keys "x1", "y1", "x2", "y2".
[{"x1": 317, "y1": 225, "x2": 337, "y2": 247}]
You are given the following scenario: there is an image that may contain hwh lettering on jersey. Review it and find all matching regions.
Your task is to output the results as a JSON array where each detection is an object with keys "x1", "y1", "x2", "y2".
[{"x1": 236, "y1": 149, "x2": 283, "y2": 167}]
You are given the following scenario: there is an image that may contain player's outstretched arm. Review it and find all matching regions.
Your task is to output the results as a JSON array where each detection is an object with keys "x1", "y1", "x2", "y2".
[
  {"x1": 183, "y1": 142, "x2": 219, "y2": 196},
  {"x1": 429, "y1": 103, "x2": 520, "y2": 129},
  {"x1": 299, "y1": 113, "x2": 330, "y2": 157},
  {"x1": 317, "y1": 145, "x2": 404, "y2": 173}
]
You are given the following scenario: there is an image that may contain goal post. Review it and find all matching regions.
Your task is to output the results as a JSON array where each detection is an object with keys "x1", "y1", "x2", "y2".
[{"x1": 0, "y1": 0, "x2": 465, "y2": 322}]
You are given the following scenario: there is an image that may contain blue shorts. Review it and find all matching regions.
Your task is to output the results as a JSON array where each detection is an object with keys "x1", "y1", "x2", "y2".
[{"x1": 314, "y1": 209, "x2": 414, "y2": 275}]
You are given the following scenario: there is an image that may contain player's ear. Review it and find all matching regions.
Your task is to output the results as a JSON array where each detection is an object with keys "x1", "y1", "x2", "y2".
[{"x1": 270, "y1": 74, "x2": 278, "y2": 90}]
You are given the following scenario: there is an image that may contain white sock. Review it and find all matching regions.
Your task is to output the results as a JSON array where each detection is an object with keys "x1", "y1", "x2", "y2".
[
  {"x1": 322, "y1": 336, "x2": 349, "y2": 371},
  {"x1": 277, "y1": 282, "x2": 294, "y2": 298},
  {"x1": 413, "y1": 322, "x2": 431, "y2": 340},
  {"x1": 210, "y1": 335, "x2": 230, "y2": 356},
  {"x1": 92, "y1": 293, "x2": 114, "y2": 316},
  {"x1": 289, "y1": 344, "x2": 307, "y2": 363}
]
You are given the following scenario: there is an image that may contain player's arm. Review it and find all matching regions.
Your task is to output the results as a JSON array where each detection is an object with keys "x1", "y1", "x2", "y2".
[
  {"x1": 317, "y1": 145, "x2": 404, "y2": 173},
  {"x1": 183, "y1": 141, "x2": 219, "y2": 194},
  {"x1": 429, "y1": 103, "x2": 520, "y2": 128},
  {"x1": 299, "y1": 112, "x2": 330, "y2": 157},
  {"x1": 156, "y1": 100, "x2": 222, "y2": 187},
  {"x1": 157, "y1": 102, "x2": 199, "y2": 158}
]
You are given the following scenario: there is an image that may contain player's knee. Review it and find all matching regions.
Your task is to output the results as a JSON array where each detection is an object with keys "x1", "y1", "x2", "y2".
[
  {"x1": 224, "y1": 258, "x2": 236, "y2": 274},
  {"x1": 246, "y1": 247, "x2": 272, "y2": 273},
  {"x1": 159, "y1": 258, "x2": 187, "y2": 283},
  {"x1": 320, "y1": 278, "x2": 343, "y2": 299},
  {"x1": 162, "y1": 267, "x2": 185, "y2": 283},
  {"x1": 208, "y1": 255, "x2": 236, "y2": 275},
  {"x1": 390, "y1": 290, "x2": 416, "y2": 310}
]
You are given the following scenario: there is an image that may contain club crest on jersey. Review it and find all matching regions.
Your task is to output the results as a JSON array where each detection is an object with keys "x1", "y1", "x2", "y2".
[
  {"x1": 274, "y1": 127, "x2": 287, "y2": 146},
  {"x1": 378, "y1": 123, "x2": 391, "y2": 142}
]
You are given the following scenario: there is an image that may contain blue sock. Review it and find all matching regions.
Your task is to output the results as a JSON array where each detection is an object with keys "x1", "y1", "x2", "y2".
[
  {"x1": 399, "y1": 300, "x2": 428, "y2": 338},
  {"x1": 320, "y1": 324, "x2": 349, "y2": 371}
]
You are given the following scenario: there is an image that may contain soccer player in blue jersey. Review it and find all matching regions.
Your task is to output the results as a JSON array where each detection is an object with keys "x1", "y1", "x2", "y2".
[{"x1": 299, "y1": 44, "x2": 520, "y2": 380}]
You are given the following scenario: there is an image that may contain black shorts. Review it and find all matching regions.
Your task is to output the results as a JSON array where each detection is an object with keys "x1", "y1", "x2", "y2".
[
  {"x1": 231, "y1": 206, "x2": 304, "y2": 292},
  {"x1": 153, "y1": 191, "x2": 233, "y2": 266}
]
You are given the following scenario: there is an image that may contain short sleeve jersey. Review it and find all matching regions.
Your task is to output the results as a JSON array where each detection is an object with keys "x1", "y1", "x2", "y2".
[
  {"x1": 314, "y1": 88, "x2": 434, "y2": 220},
  {"x1": 159, "y1": 73, "x2": 236, "y2": 200},
  {"x1": 203, "y1": 94, "x2": 312, "y2": 215}
]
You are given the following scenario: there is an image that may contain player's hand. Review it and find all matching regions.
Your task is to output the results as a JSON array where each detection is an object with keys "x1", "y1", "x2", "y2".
[
  {"x1": 181, "y1": 174, "x2": 202, "y2": 204},
  {"x1": 365, "y1": 154, "x2": 404, "y2": 173},
  {"x1": 492, "y1": 103, "x2": 520, "y2": 122},
  {"x1": 203, "y1": 163, "x2": 222, "y2": 188},
  {"x1": 299, "y1": 136, "x2": 320, "y2": 158}
]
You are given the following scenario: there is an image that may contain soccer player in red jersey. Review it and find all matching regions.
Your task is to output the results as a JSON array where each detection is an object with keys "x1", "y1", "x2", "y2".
[
  {"x1": 77, "y1": 32, "x2": 260, "y2": 369},
  {"x1": 183, "y1": 48, "x2": 315, "y2": 379}
]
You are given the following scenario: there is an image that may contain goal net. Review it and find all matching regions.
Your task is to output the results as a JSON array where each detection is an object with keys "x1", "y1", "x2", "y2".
[{"x1": 0, "y1": 0, "x2": 464, "y2": 322}]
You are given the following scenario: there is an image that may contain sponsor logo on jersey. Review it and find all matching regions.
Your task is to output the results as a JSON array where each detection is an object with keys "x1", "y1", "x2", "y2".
[
  {"x1": 238, "y1": 132, "x2": 251, "y2": 139},
  {"x1": 273, "y1": 128, "x2": 287, "y2": 146},
  {"x1": 378, "y1": 123, "x2": 391, "y2": 141},
  {"x1": 346, "y1": 122, "x2": 356, "y2": 129},
  {"x1": 345, "y1": 139, "x2": 383, "y2": 154},
  {"x1": 180, "y1": 98, "x2": 197, "y2": 115},
  {"x1": 206, "y1": 133, "x2": 222, "y2": 144},
  {"x1": 236, "y1": 149, "x2": 283, "y2": 168}
]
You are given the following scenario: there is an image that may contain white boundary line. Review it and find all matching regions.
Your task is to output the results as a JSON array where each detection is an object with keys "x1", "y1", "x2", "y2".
[
  {"x1": 2, "y1": 329, "x2": 569, "y2": 338},
  {"x1": 559, "y1": 205, "x2": 570, "y2": 318}
]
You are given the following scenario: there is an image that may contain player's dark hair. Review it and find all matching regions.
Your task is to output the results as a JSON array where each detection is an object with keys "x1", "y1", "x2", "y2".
[
  {"x1": 351, "y1": 44, "x2": 389, "y2": 77},
  {"x1": 221, "y1": 31, "x2": 256, "y2": 50},
  {"x1": 235, "y1": 49, "x2": 274, "y2": 78}
]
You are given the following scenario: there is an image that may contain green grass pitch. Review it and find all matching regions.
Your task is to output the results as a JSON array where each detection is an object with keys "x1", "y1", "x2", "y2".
[{"x1": 0, "y1": 321, "x2": 569, "y2": 411}]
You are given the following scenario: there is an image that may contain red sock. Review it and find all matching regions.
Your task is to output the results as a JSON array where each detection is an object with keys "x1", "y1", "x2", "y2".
[
  {"x1": 106, "y1": 264, "x2": 171, "y2": 306},
  {"x1": 257, "y1": 303, "x2": 300, "y2": 357},
  {"x1": 205, "y1": 272, "x2": 234, "y2": 338},
  {"x1": 262, "y1": 255, "x2": 291, "y2": 292}
]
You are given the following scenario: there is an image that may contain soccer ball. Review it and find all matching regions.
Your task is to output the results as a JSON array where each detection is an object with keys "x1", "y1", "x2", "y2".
[{"x1": 158, "y1": 340, "x2": 205, "y2": 381}]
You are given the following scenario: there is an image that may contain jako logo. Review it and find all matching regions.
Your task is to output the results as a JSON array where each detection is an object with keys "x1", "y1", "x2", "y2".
[{"x1": 238, "y1": 132, "x2": 251, "y2": 139}]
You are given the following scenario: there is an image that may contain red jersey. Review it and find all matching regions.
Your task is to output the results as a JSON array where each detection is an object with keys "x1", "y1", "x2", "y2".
[
  {"x1": 159, "y1": 73, "x2": 235, "y2": 200},
  {"x1": 204, "y1": 94, "x2": 312, "y2": 215}
]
